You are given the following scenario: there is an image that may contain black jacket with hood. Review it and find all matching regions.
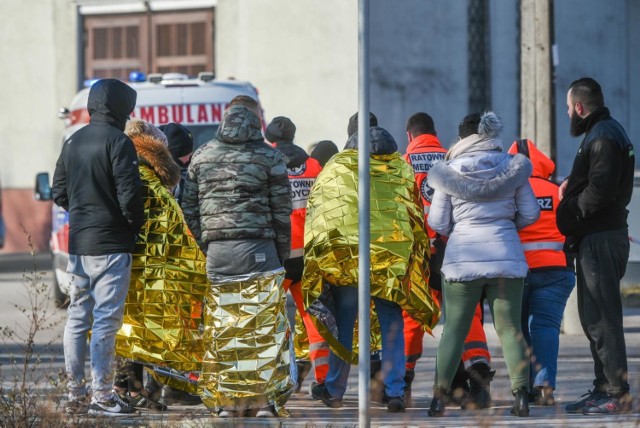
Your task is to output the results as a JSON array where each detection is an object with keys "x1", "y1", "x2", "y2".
[
  {"x1": 557, "y1": 107, "x2": 635, "y2": 240},
  {"x1": 52, "y1": 79, "x2": 144, "y2": 255}
]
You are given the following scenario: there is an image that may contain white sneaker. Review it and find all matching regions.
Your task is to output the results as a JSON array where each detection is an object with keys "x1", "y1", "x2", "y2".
[
  {"x1": 256, "y1": 405, "x2": 277, "y2": 417},
  {"x1": 88, "y1": 392, "x2": 136, "y2": 417},
  {"x1": 217, "y1": 409, "x2": 238, "y2": 417}
]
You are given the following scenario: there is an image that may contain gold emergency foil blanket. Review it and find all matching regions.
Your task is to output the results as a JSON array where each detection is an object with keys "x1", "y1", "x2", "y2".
[
  {"x1": 293, "y1": 305, "x2": 383, "y2": 361},
  {"x1": 116, "y1": 165, "x2": 209, "y2": 372},
  {"x1": 293, "y1": 309, "x2": 310, "y2": 360},
  {"x1": 303, "y1": 150, "x2": 440, "y2": 364},
  {"x1": 199, "y1": 268, "x2": 295, "y2": 416}
]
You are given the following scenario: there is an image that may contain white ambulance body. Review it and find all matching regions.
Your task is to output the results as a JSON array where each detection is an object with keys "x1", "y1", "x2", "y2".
[
  {"x1": 48, "y1": 73, "x2": 261, "y2": 305},
  {"x1": 62, "y1": 72, "x2": 260, "y2": 149}
]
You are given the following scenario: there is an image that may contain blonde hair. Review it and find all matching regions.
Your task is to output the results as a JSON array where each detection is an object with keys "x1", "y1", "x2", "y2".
[{"x1": 125, "y1": 119, "x2": 168, "y2": 146}]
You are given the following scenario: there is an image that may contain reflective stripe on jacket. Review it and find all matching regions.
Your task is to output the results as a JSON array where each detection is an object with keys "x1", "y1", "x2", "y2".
[
  {"x1": 518, "y1": 176, "x2": 567, "y2": 269},
  {"x1": 508, "y1": 139, "x2": 567, "y2": 270}
]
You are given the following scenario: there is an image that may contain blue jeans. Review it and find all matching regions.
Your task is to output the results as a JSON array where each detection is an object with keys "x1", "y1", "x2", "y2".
[
  {"x1": 521, "y1": 269, "x2": 575, "y2": 389},
  {"x1": 325, "y1": 286, "x2": 405, "y2": 399},
  {"x1": 63, "y1": 253, "x2": 132, "y2": 401}
]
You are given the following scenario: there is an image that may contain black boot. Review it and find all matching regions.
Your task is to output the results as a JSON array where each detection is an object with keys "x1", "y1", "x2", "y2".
[
  {"x1": 403, "y1": 370, "x2": 415, "y2": 407},
  {"x1": 449, "y1": 360, "x2": 470, "y2": 405},
  {"x1": 428, "y1": 386, "x2": 448, "y2": 417},
  {"x1": 461, "y1": 362, "x2": 494, "y2": 410},
  {"x1": 510, "y1": 387, "x2": 530, "y2": 417},
  {"x1": 295, "y1": 360, "x2": 312, "y2": 392},
  {"x1": 369, "y1": 358, "x2": 384, "y2": 403}
]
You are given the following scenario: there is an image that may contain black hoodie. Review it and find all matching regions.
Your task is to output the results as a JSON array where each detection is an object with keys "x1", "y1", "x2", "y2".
[{"x1": 52, "y1": 79, "x2": 144, "y2": 255}]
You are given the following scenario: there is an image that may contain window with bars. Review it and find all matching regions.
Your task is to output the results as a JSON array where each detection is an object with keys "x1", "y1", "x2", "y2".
[{"x1": 84, "y1": 9, "x2": 214, "y2": 81}]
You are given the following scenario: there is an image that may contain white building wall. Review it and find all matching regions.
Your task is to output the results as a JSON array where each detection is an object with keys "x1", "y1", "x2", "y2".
[
  {"x1": 0, "y1": 0, "x2": 77, "y2": 252},
  {"x1": 216, "y1": 0, "x2": 358, "y2": 151},
  {"x1": 0, "y1": 0, "x2": 77, "y2": 188}
]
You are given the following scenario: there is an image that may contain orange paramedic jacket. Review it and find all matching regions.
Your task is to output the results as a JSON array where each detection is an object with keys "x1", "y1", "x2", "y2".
[
  {"x1": 509, "y1": 139, "x2": 568, "y2": 270},
  {"x1": 404, "y1": 133, "x2": 448, "y2": 244},
  {"x1": 289, "y1": 157, "x2": 322, "y2": 258}
]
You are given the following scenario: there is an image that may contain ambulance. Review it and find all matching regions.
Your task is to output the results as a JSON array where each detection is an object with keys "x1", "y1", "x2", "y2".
[{"x1": 36, "y1": 72, "x2": 262, "y2": 307}]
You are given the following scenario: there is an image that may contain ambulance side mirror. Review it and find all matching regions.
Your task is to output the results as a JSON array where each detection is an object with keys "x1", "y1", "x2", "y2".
[
  {"x1": 58, "y1": 107, "x2": 70, "y2": 119},
  {"x1": 35, "y1": 172, "x2": 53, "y2": 201}
]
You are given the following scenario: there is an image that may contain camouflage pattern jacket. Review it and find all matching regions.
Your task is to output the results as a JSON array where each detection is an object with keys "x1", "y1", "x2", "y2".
[{"x1": 182, "y1": 105, "x2": 292, "y2": 261}]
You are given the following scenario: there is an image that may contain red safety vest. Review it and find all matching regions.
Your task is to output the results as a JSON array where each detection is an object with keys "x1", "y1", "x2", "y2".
[{"x1": 289, "y1": 157, "x2": 322, "y2": 258}]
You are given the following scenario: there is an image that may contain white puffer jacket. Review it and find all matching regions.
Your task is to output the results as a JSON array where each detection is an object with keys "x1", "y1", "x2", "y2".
[{"x1": 427, "y1": 134, "x2": 540, "y2": 282}]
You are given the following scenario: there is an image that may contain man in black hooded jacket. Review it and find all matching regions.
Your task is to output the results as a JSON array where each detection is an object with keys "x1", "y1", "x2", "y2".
[
  {"x1": 557, "y1": 77, "x2": 634, "y2": 415},
  {"x1": 53, "y1": 78, "x2": 144, "y2": 417}
]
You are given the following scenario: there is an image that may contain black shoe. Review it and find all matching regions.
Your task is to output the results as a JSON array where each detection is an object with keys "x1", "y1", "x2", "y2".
[
  {"x1": 310, "y1": 383, "x2": 343, "y2": 408},
  {"x1": 529, "y1": 386, "x2": 555, "y2": 405},
  {"x1": 144, "y1": 376, "x2": 162, "y2": 402},
  {"x1": 387, "y1": 395, "x2": 405, "y2": 413},
  {"x1": 126, "y1": 393, "x2": 167, "y2": 411},
  {"x1": 428, "y1": 386, "x2": 447, "y2": 417},
  {"x1": 510, "y1": 387, "x2": 530, "y2": 417},
  {"x1": 159, "y1": 385, "x2": 202, "y2": 406},
  {"x1": 461, "y1": 362, "x2": 494, "y2": 410},
  {"x1": 565, "y1": 389, "x2": 608, "y2": 413}
]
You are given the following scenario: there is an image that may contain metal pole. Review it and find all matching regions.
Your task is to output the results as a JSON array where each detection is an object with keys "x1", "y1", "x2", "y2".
[
  {"x1": 357, "y1": 0, "x2": 371, "y2": 427},
  {"x1": 76, "y1": 7, "x2": 85, "y2": 91}
]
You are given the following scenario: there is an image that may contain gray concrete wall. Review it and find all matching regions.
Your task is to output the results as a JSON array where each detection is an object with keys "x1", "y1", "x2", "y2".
[
  {"x1": 488, "y1": 0, "x2": 520, "y2": 147},
  {"x1": 368, "y1": 0, "x2": 468, "y2": 151},
  {"x1": 553, "y1": 0, "x2": 638, "y2": 178}
]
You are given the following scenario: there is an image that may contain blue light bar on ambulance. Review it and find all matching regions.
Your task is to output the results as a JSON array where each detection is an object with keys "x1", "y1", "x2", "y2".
[
  {"x1": 83, "y1": 79, "x2": 100, "y2": 88},
  {"x1": 129, "y1": 71, "x2": 147, "y2": 82}
]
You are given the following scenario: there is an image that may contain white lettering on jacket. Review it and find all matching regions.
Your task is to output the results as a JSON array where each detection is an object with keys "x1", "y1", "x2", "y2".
[
  {"x1": 290, "y1": 178, "x2": 316, "y2": 209},
  {"x1": 408, "y1": 152, "x2": 446, "y2": 173}
]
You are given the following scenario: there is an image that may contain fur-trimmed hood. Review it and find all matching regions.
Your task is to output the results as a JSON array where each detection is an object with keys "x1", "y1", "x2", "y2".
[
  {"x1": 428, "y1": 152, "x2": 532, "y2": 201},
  {"x1": 130, "y1": 133, "x2": 181, "y2": 188}
]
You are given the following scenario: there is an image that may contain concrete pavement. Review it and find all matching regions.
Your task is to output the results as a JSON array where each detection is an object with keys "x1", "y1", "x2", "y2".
[{"x1": 56, "y1": 307, "x2": 640, "y2": 427}]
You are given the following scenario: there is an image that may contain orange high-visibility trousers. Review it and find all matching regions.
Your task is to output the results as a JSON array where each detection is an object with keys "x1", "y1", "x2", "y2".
[
  {"x1": 404, "y1": 289, "x2": 490, "y2": 373},
  {"x1": 461, "y1": 299, "x2": 490, "y2": 368},
  {"x1": 283, "y1": 278, "x2": 330, "y2": 384}
]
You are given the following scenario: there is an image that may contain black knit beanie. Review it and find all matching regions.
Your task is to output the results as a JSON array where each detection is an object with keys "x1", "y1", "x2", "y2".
[
  {"x1": 265, "y1": 116, "x2": 296, "y2": 143},
  {"x1": 347, "y1": 112, "x2": 378, "y2": 137},
  {"x1": 310, "y1": 140, "x2": 339, "y2": 167},
  {"x1": 159, "y1": 123, "x2": 193, "y2": 160}
]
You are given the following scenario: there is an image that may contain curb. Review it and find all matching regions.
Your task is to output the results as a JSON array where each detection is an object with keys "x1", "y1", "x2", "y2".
[{"x1": 0, "y1": 252, "x2": 52, "y2": 273}]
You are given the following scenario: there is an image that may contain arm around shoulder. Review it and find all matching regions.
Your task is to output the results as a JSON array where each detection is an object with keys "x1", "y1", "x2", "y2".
[
  {"x1": 514, "y1": 181, "x2": 540, "y2": 229},
  {"x1": 112, "y1": 137, "x2": 144, "y2": 232},
  {"x1": 427, "y1": 190, "x2": 453, "y2": 236}
]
